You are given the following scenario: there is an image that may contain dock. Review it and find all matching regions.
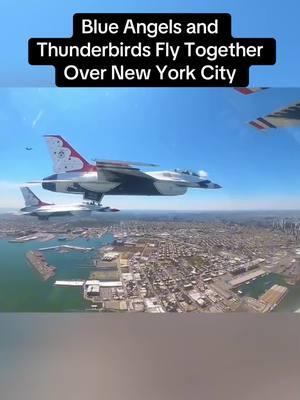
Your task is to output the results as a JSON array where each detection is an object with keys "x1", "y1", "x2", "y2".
[
  {"x1": 9, "y1": 233, "x2": 55, "y2": 243},
  {"x1": 26, "y1": 251, "x2": 56, "y2": 281},
  {"x1": 54, "y1": 280, "x2": 85, "y2": 287},
  {"x1": 259, "y1": 284, "x2": 288, "y2": 312},
  {"x1": 229, "y1": 269, "x2": 266, "y2": 288},
  {"x1": 39, "y1": 245, "x2": 93, "y2": 252},
  {"x1": 9, "y1": 236, "x2": 38, "y2": 243}
]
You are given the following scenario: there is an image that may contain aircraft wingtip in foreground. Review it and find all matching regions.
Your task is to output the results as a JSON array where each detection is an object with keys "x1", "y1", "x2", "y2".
[
  {"x1": 20, "y1": 186, "x2": 119, "y2": 220},
  {"x1": 29, "y1": 135, "x2": 221, "y2": 203},
  {"x1": 235, "y1": 87, "x2": 300, "y2": 132},
  {"x1": 234, "y1": 87, "x2": 269, "y2": 96}
]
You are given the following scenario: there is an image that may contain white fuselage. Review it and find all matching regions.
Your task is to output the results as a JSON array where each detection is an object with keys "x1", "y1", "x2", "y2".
[
  {"x1": 42, "y1": 170, "x2": 214, "y2": 197},
  {"x1": 23, "y1": 202, "x2": 110, "y2": 218}
]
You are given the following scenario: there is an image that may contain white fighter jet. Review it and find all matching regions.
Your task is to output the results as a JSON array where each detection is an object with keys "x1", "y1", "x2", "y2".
[
  {"x1": 31, "y1": 135, "x2": 221, "y2": 202},
  {"x1": 20, "y1": 187, "x2": 119, "y2": 220}
]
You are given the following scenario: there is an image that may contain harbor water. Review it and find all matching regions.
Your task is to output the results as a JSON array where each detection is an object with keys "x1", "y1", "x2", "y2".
[
  {"x1": 0, "y1": 234, "x2": 114, "y2": 312},
  {"x1": 236, "y1": 273, "x2": 300, "y2": 312}
]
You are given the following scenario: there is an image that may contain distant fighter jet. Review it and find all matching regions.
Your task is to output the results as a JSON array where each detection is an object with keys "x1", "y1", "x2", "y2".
[
  {"x1": 30, "y1": 135, "x2": 221, "y2": 202},
  {"x1": 235, "y1": 88, "x2": 300, "y2": 131},
  {"x1": 26, "y1": 147, "x2": 32, "y2": 151},
  {"x1": 20, "y1": 187, "x2": 119, "y2": 220}
]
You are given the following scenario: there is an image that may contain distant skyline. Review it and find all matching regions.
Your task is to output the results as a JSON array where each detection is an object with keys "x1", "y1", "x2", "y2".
[{"x1": 2, "y1": 88, "x2": 300, "y2": 211}]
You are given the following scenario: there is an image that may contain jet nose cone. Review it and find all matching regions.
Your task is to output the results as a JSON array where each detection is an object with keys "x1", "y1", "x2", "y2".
[{"x1": 198, "y1": 180, "x2": 222, "y2": 189}]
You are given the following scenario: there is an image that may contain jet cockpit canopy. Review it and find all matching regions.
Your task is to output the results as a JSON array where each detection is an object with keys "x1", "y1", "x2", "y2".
[{"x1": 174, "y1": 169, "x2": 208, "y2": 178}]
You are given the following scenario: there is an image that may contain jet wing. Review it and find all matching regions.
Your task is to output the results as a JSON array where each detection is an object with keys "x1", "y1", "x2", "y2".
[
  {"x1": 28, "y1": 179, "x2": 96, "y2": 184},
  {"x1": 94, "y1": 159, "x2": 159, "y2": 167},
  {"x1": 234, "y1": 88, "x2": 300, "y2": 131},
  {"x1": 43, "y1": 205, "x2": 83, "y2": 212},
  {"x1": 249, "y1": 101, "x2": 300, "y2": 131},
  {"x1": 95, "y1": 160, "x2": 157, "y2": 182}
]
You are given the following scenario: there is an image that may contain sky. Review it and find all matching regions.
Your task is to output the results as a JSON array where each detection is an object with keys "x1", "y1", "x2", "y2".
[
  {"x1": 0, "y1": 0, "x2": 300, "y2": 210},
  {"x1": 1, "y1": 0, "x2": 300, "y2": 86},
  {"x1": 2, "y1": 87, "x2": 300, "y2": 211}
]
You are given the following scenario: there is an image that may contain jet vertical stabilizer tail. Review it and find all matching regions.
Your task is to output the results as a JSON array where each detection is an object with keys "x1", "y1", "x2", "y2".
[
  {"x1": 44, "y1": 135, "x2": 95, "y2": 174},
  {"x1": 20, "y1": 187, "x2": 51, "y2": 207}
]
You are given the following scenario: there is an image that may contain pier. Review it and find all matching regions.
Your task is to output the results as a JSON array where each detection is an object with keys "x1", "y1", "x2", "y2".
[
  {"x1": 229, "y1": 269, "x2": 266, "y2": 288},
  {"x1": 38, "y1": 245, "x2": 93, "y2": 252},
  {"x1": 26, "y1": 251, "x2": 56, "y2": 281},
  {"x1": 54, "y1": 280, "x2": 85, "y2": 287},
  {"x1": 9, "y1": 236, "x2": 38, "y2": 243},
  {"x1": 259, "y1": 284, "x2": 288, "y2": 312}
]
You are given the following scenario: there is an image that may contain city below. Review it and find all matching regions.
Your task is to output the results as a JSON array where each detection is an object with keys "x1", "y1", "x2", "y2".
[{"x1": 1, "y1": 210, "x2": 300, "y2": 312}]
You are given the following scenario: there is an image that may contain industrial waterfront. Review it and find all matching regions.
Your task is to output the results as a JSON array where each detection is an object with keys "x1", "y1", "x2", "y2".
[{"x1": 2, "y1": 211, "x2": 300, "y2": 312}]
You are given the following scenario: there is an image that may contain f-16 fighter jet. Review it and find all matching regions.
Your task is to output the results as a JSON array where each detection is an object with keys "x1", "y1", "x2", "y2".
[
  {"x1": 31, "y1": 135, "x2": 221, "y2": 202},
  {"x1": 20, "y1": 186, "x2": 119, "y2": 220}
]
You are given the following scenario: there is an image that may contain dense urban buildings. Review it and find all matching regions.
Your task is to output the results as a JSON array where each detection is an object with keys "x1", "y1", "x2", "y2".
[{"x1": 1, "y1": 211, "x2": 300, "y2": 312}]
